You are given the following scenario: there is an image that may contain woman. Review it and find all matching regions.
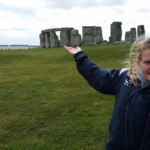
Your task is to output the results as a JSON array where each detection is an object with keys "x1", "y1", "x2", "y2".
[{"x1": 64, "y1": 37, "x2": 150, "y2": 150}]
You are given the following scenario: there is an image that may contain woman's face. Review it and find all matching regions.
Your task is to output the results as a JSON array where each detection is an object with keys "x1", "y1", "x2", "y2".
[{"x1": 137, "y1": 49, "x2": 150, "y2": 81}]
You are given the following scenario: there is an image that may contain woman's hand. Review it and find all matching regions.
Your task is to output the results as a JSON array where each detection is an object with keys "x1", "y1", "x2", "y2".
[{"x1": 64, "y1": 46, "x2": 81, "y2": 55}]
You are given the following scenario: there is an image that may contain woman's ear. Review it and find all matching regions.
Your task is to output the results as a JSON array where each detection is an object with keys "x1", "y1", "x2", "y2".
[
  {"x1": 137, "y1": 60, "x2": 141, "y2": 69},
  {"x1": 137, "y1": 60, "x2": 139, "y2": 65}
]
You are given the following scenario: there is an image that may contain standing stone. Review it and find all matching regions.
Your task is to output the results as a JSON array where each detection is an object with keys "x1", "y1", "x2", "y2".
[
  {"x1": 50, "y1": 31, "x2": 60, "y2": 48},
  {"x1": 130, "y1": 28, "x2": 136, "y2": 42},
  {"x1": 60, "y1": 29, "x2": 72, "y2": 46},
  {"x1": 109, "y1": 36, "x2": 113, "y2": 43},
  {"x1": 44, "y1": 32, "x2": 51, "y2": 48},
  {"x1": 70, "y1": 29, "x2": 81, "y2": 46},
  {"x1": 125, "y1": 31, "x2": 130, "y2": 42},
  {"x1": 94, "y1": 27, "x2": 103, "y2": 44},
  {"x1": 82, "y1": 26, "x2": 95, "y2": 45},
  {"x1": 39, "y1": 33, "x2": 45, "y2": 48},
  {"x1": 82, "y1": 26, "x2": 103, "y2": 46},
  {"x1": 137, "y1": 25, "x2": 145, "y2": 38},
  {"x1": 110, "y1": 22, "x2": 122, "y2": 43}
]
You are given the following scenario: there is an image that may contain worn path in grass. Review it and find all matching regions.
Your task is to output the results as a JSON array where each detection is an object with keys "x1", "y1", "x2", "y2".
[{"x1": 0, "y1": 44, "x2": 131, "y2": 150}]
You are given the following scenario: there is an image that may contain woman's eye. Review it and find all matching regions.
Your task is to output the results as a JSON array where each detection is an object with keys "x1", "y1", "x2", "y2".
[{"x1": 145, "y1": 61, "x2": 150, "y2": 64}]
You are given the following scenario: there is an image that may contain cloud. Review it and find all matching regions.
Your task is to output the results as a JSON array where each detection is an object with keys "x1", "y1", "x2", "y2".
[
  {"x1": 0, "y1": 0, "x2": 45, "y2": 17},
  {"x1": 44, "y1": 0, "x2": 127, "y2": 9},
  {"x1": 0, "y1": 27, "x2": 27, "y2": 32},
  {"x1": 0, "y1": 4, "x2": 35, "y2": 17},
  {"x1": 135, "y1": 8, "x2": 150, "y2": 13}
]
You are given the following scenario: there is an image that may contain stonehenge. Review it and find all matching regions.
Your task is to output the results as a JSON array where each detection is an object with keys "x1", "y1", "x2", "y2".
[
  {"x1": 137, "y1": 25, "x2": 145, "y2": 38},
  {"x1": 110, "y1": 22, "x2": 122, "y2": 43},
  {"x1": 39, "y1": 22, "x2": 146, "y2": 48},
  {"x1": 130, "y1": 28, "x2": 136, "y2": 43},
  {"x1": 60, "y1": 28, "x2": 73, "y2": 46},
  {"x1": 70, "y1": 29, "x2": 82, "y2": 46},
  {"x1": 40, "y1": 27, "x2": 79, "y2": 48},
  {"x1": 125, "y1": 25, "x2": 145, "y2": 43},
  {"x1": 82, "y1": 26, "x2": 103, "y2": 45},
  {"x1": 125, "y1": 31, "x2": 130, "y2": 42},
  {"x1": 125, "y1": 28, "x2": 136, "y2": 43},
  {"x1": 39, "y1": 26, "x2": 103, "y2": 48}
]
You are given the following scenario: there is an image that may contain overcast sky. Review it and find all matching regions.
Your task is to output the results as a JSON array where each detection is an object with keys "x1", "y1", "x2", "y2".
[{"x1": 0, "y1": 0, "x2": 150, "y2": 45}]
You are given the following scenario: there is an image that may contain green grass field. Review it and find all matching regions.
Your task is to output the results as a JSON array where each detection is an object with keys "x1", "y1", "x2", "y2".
[{"x1": 0, "y1": 44, "x2": 131, "y2": 150}]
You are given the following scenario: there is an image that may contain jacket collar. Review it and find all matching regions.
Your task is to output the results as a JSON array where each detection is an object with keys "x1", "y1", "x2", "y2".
[{"x1": 137, "y1": 70, "x2": 150, "y2": 88}]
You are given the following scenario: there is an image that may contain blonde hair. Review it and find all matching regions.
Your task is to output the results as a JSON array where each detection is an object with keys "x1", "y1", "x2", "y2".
[{"x1": 126, "y1": 35, "x2": 150, "y2": 85}]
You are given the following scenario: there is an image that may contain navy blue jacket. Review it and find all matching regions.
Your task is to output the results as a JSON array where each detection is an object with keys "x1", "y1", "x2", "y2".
[{"x1": 74, "y1": 51, "x2": 150, "y2": 150}]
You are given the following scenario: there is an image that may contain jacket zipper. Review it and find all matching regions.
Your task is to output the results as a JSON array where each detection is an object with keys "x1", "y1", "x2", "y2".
[{"x1": 125, "y1": 86, "x2": 135, "y2": 149}]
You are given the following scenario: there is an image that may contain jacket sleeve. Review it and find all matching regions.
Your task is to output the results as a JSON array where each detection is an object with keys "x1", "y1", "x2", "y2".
[{"x1": 74, "y1": 51, "x2": 120, "y2": 95}]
